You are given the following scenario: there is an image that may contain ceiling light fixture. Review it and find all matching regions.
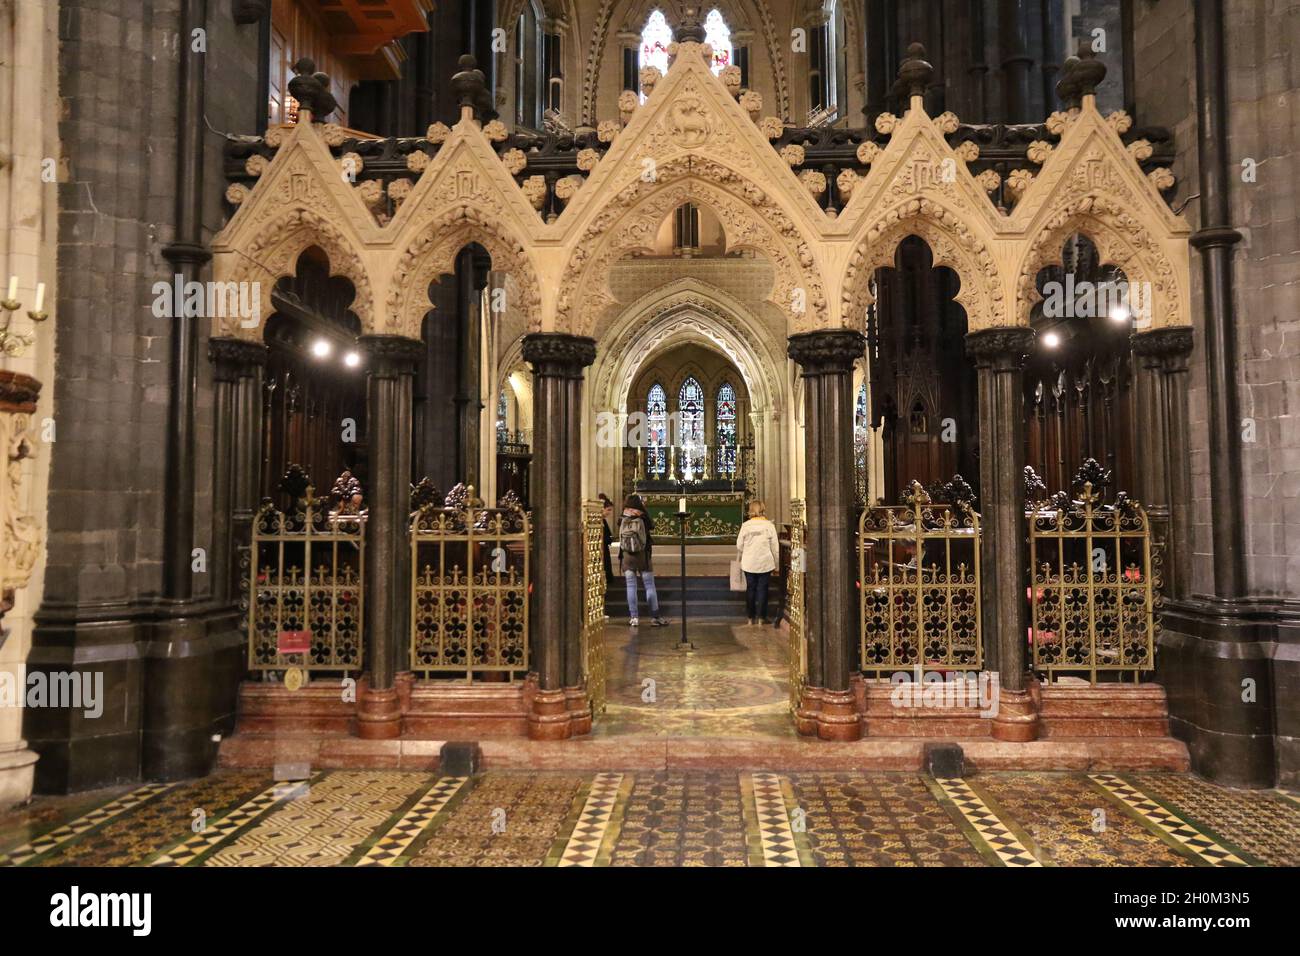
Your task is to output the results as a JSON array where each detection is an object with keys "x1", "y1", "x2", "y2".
[{"x1": 311, "y1": 338, "x2": 332, "y2": 358}]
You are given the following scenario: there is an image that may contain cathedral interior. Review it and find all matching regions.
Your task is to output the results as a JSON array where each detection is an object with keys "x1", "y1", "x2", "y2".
[{"x1": 0, "y1": 0, "x2": 1296, "y2": 894}]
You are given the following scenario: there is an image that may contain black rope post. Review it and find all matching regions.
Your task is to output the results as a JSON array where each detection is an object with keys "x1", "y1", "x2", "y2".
[{"x1": 676, "y1": 481, "x2": 694, "y2": 652}]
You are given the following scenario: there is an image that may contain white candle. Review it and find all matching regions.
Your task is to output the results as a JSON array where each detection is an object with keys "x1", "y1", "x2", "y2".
[
  {"x1": 6, "y1": 276, "x2": 16, "y2": 301},
  {"x1": 678, "y1": 496, "x2": 686, "y2": 513},
  {"x1": 33, "y1": 282, "x2": 44, "y2": 312}
]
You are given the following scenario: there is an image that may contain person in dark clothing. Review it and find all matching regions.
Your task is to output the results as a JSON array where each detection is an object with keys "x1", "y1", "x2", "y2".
[
  {"x1": 598, "y1": 493, "x2": 616, "y2": 583},
  {"x1": 617, "y1": 494, "x2": 667, "y2": 627}
]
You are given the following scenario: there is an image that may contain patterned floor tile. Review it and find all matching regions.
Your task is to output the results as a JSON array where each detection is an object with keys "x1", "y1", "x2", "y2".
[
  {"x1": 932, "y1": 776, "x2": 1042, "y2": 866},
  {"x1": 1089, "y1": 774, "x2": 1252, "y2": 866},
  {"x1": 355, "y1": 776, "x2": 471, "y2": 866},
  {"x1": 0, "y1": 784, "x2": 171, "y2": 866},
  {"x1": 610, "y1": 771, "x2": 749, "y2": 866},
  {"x1": 555, "y1": 772, "x2": 631, "y2": 866},
  {"x1": 594, "y1": 623, "x2": 795, "y2": 738},
  {"x1": 199, "y1": 772, "x2": 431, "y2": 867},
  {"x1": 785, "y1": 773, "x2": 983, "y2": 866},
  {"x1": 151, "y1": 778, "x2": 307, "y2": 867},
  {"x1": 1130, "y1": 773, "x2": 1300, "y2": 867},
  {"x1": 407, "y1": 772, "x2": 587, "y2": 867},
  {"x1": 977, "y1": 772, "x2": 1194, "y2": 867},
  {"x1": 742, "y1": 772, "x2": 803, "y2": 866}
]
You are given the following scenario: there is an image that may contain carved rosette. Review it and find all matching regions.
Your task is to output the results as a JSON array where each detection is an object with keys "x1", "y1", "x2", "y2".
[{"x1": 522, "y1": 333, "x2": 597, "y2": 379}]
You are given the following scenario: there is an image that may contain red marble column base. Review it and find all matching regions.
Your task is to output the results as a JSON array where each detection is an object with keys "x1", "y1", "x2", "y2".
[
  {"x1": 817, "y1": 688, "x2": 863, "y2": 741},
  {"x1": 394, "y1": 672, "x2": 414, "y2": 714},
  {"x1": 527, "y1": 688, "x2": 573, "y2": 740},
  {"x1": 991, "y1": 686, "x2": 1040, "y2": 742},
  {"x1": 355, "y1": 681, "x2": 402, "y2": 740},
  {"x1": 794, "y1": 686, "x2": 824, "y2": 736},
  {"x1": 565, "y1": 685, "x2": 593, "y2": 737}
]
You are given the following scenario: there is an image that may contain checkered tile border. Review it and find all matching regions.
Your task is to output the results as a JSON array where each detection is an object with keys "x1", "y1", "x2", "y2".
[
  {"x1": 150, "y1": 782, "x2": 296, "y2": 867},
  {"x1": 1089, "y1": 774, "x2": 1249, "y2": 867},
  {"x1": 749, "y1": 772, "x2": 802, "y2": 867},
  {"x1": 935, "y1": 777, "x2": 1041, "y2": 867},
  {"x1": 557, "y1": 773, "x2": 625, "y2": 867},
  {"x1": 356, "y1": 776, "x2": 470, "y2": 866},
  {"x1": 0, "y1": 783, "x2": 172, "y2": 866}
]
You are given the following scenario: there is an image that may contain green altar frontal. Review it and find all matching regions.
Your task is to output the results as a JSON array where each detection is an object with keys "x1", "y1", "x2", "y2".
[{"x1": 643, "y1": 492, "x2": 745, "y2": 541}]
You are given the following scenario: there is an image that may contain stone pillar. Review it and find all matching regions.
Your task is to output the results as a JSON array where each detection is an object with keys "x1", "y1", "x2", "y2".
[
  {"x1": 1132, "y1": 328, "x2": 1194, "y2": 600},
  {"x1": 208, "y1": 339, "x2": 267, "y2": 607},
  {"x1": 788, "y1": 330, "x2": 863, "y2": 741},
  {"x1": 522, "y1": 333, "x2": 595, "y2": 740},
  {"x1": 966, "y1": 327, "x2": 1038, "y2": 742},
  {"x1": 356, "y1": 335, "x2": 421, "y2": 739}
]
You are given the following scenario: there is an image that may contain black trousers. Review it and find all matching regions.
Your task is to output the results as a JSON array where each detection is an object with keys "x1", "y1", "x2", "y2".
[{"x1": 744, "y1": 570, "x2": 770, "y2": 621}]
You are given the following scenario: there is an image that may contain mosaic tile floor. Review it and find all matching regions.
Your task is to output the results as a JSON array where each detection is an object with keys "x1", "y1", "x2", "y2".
[
  {"x1": 594, "y1": 620, "x2": 796, "y2": 738},
  {"x1": 1, "y1": 770, "x2": 1295, "y2": 867}
]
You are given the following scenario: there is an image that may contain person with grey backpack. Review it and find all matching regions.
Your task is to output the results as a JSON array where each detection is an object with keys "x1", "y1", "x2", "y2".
[{"x1": 618, "y1": 494, "x2": 668, "y2": 627}]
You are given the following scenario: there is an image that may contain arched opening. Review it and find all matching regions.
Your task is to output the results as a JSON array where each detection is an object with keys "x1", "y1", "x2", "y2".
[
  {"x1": 260, "y1": 246, "x2": 366, "y2": 503},
  {"x1": 1026, "y1": 232, "x2": 1138, "y2": 495},
  {"x1": 865, "y1": 236, "x2": 977, "y2": 503}
]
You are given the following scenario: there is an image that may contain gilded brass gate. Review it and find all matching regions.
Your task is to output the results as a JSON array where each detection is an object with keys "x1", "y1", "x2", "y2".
[
  {"x1": 409, "y1": 496, "x2": 530, "y2": 679},
  {"x1": 582, "y1": 501, "x2": 608, "y2": 716},
  {"x1": 1027, "y1": 471, "x2": 1159, "y2": 681},
  {"x1": 247, "y1": 489, "x2": 365, "y2": 674},
  {"x1": 787, "y1": 499, "x2": 807, "y2": 714},
  {"x1": 858, "y1": 481, "x2": 982, "y2": 674}
]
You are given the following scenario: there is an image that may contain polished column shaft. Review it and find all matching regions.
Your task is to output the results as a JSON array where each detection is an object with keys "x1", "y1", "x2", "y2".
[
  {"x1": 522, "y1": 333, "x2": 596, "y2": 739},
  {"x1": 788, "y1": 329, "x2": 864, "y2": 741},
  {"x1": 967, "y1": 327, "x2": 1037, "y2": 741}
]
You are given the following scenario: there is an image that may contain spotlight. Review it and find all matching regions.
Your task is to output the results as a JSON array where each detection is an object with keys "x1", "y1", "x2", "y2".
[
  {"x1": 311, "y1": 339, "x2": 332, "y2": 358},
  {"x1": 1109, "y1": 304, "x2": 1130, "y2": 322},
  {"x1": 1043, "y1": 331, "x2": 1061, "y2": 348},
  {"x1": 343, "y1": 350, "x2": 361, "y2": 368}
]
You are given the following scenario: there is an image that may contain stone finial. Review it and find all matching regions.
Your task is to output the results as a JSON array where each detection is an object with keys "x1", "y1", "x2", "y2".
[
  {"x1": 895, "y1": 43, "x2": 934, "y2": 99},
  {"x1": 288, "y1": 59, "x2": 337, "y2": 121},
  {"x1": 676, "y1": 7, "x2": 706, "y2": 43},
  {"x1": 1073, "y1": 41, "x2": 1107, "y2": 98},
  {"x1": 451, "y1": 54, "x2": 492, "y2": 118}
]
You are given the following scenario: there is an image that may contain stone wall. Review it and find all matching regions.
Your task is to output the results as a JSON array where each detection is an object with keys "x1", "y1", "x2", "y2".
[{"x1": 1134, "y1": 0, "x2": 1300, "y2": 787}]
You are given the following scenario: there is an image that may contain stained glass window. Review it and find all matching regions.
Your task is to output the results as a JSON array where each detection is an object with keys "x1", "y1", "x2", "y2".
[
  {"x1": 679, "y1": 377, "x2": 705, "y2": 477},
  {"x1": 854, "y1": 382, "x2": 868, "y2": 436},
  {"x1": 639, "y1": 9, "x2": 673, "y2": 90},
  {"x1": 715, "y1": 382, "x2": 737, "y2": 475},
  {"x1": 497, "y1": 389, "x2": 509, "y2": 443},
  {"x1": 703, "y1": 9, "x2": 732, "y2": 75},
  {"x1": 647, "y1": 383, "x2": 668, "y2": 477}
]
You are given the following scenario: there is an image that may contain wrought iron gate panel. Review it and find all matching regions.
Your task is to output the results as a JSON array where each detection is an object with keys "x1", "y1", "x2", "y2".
[
  {"x1": 409, "y1": 499, "x2": 530, "y2": 679},
  {"x1": 787, "y1": 499, "x2": 807, "y2": 714},
  {"x1": 247, "y1": 496, "x2": 365, "y2": 673},
  {"x1": 582, "y1": 501, "x2": 608, "y2": 716},
  {"x1": 858, "y1": 481, "x2": 982, "y2": 673},
  {"x1": 1027, "y1": 473, "x2": 1159, "y2": 681}
]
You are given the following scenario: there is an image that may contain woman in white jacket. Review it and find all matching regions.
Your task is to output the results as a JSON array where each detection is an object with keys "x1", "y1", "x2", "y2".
[{"x1": 735, "y1": 500, "x2": 780, "y2": 625}]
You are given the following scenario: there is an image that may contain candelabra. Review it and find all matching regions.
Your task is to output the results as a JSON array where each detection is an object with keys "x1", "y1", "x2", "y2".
[{"x1": 0, "y1": 278, "x2": 48, "y2": 356}]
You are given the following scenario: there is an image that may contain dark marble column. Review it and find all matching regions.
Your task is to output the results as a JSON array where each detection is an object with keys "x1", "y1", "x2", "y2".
[
  {"x1": 966, "y1": 327, "x2": 1037, "y2": 741},
  {"x1": 1132, "y1": 327, "x2": 1194, "y2": 601},
  {"x1": 208, "y1": 339, "x2": 267, "y2": 608},
  {"x1": 356, "y1": 335, "x2": 422, "y2": 740},
  {"x1": 522, "y1": 333, "x2": 595, "y2": 740},
  {"x1": 789, "y1": 330, "x2": 864, "y2": 741}
]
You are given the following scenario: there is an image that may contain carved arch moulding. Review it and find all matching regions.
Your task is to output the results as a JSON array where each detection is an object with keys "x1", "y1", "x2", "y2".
[{"x1": 209, "y1": 39, "x2": 1194, "y2": 351}]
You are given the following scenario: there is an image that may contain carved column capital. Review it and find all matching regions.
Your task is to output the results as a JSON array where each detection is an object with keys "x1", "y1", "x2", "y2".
[
  {"x1": 208, "y1": 337, "x2": 268, "y2": 382},
  {"x1": 965, "y1": 326, "x2": 1036, "y2": 370},
  {"x1": 0, "y1": 371, "x2": 40, "y2": 413},
  {"x1": 787, "y1": 329, "x2": 865, "y2": 374},
  {"x1": 1132, "y1": 326, "x2": 1194, "y2": 372},
  {"x1": 522, "y1": 333, "x2": 597, "y2": 378},
  {"x1": 359, "y1": 334, "x2": 423, "y2": 377}
]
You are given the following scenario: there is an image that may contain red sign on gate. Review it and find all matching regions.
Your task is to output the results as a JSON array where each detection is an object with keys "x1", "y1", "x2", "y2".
[{"x1": 278, "y1": 630, "x2": 311, "y2": 655}]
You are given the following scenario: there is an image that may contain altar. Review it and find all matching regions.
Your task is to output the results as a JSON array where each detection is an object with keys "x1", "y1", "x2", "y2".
[{"x1": 635, "y1": 480, "x2": 747, "y2": 542}]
